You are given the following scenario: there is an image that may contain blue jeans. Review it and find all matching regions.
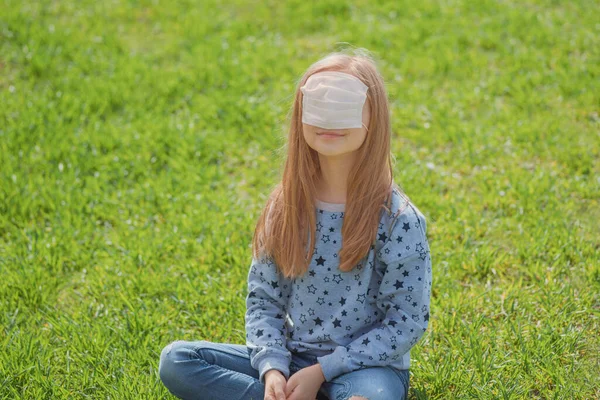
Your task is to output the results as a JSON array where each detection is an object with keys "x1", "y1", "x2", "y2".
[{"x1": 159, "y1": 340, "x2": 410, "y2": 400}]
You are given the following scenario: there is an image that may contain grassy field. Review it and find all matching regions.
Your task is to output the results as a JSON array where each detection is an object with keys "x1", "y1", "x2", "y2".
[{"x1": 1, "y1": 0, "x2": 599, "y2": 398}]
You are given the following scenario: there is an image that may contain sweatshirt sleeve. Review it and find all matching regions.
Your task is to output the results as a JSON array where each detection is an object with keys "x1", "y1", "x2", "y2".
[
  {"x1": 316, "y1": 204, "x2": 432, "y2": 382},
  {"x1": 245, "y1": 253, "x2": 293, "y2": 385}
]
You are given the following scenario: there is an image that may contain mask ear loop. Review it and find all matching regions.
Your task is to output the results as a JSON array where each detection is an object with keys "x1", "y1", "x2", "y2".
[{"x1": 362, "y1": 91, "x2": 370, "y2": 132}]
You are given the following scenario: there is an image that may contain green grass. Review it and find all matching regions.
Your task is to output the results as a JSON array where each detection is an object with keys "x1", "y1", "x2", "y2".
[{"x1": 1, "y1": 0, "x2": 599, "y2": 398}]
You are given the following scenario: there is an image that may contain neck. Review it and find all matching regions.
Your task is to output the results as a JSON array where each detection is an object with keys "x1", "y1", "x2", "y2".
[{"x1": 315, "y1": 152, "x2": 357, "y2": 203}]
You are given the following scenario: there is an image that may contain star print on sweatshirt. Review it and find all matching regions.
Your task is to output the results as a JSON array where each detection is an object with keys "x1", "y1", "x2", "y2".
[{"x1": 245, "y1": 187, "x2": 432, "y2": 384}]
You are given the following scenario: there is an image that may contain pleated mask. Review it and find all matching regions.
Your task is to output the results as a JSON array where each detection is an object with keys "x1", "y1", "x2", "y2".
[{"x1": 300, "y1": 71, "x2": 369, "y2": 130}]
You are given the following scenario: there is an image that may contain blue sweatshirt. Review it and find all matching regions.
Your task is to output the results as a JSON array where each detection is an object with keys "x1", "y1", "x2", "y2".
[{"x1": 245, "y1": 187, "x2": 432, "y2": 384}]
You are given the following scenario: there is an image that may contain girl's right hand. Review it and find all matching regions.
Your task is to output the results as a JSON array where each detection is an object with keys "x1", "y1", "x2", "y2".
[{"x1": 264, "y1": 369, "x2": 288, "y2": 400}]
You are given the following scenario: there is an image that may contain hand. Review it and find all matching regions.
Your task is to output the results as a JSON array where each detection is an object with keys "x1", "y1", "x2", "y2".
[
  {"x1": 284, "y1": 363, "x2": 326, "y2": 400},
  {"x1": 264, "y1": 369, "x2": 288, "y2": 400}
]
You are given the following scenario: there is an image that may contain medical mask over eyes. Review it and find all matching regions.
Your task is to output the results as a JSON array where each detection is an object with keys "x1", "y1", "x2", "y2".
[{"x1": 300, "y1": 71, "x2": 369, "y2": 131}]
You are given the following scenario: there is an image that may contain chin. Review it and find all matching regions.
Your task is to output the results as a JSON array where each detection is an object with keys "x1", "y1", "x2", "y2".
[{"x1": 315, "y1": 147, "x2": 354, "y2": 157}]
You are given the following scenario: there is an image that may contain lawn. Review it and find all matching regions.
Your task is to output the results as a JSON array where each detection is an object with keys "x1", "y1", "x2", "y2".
[{"x1": 1, "y1": 0, "x2": 598, "y2": 398}]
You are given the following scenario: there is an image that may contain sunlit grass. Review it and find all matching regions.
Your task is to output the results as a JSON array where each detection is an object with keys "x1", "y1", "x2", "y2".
[{"x1": 1, "y1": 0, "x2": 598, "y2": 398}]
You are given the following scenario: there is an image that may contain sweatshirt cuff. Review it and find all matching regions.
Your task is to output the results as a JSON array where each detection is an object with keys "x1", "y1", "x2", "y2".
[
  {"x1": 316, "y1": 346, "x2": 351, "y2": 382},
  {"x1": 257, "y1": 356, "x2": 290, "y2": 385}
]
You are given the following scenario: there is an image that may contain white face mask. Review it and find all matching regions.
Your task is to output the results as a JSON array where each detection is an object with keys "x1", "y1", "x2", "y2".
[{"x1": 300, "y1": 71, "x2": 369, "y2": 131}]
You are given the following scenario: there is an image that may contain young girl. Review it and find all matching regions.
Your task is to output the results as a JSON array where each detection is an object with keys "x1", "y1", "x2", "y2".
[{"x1": 159, "y1": 49, "x2": 432, "y2": 400}]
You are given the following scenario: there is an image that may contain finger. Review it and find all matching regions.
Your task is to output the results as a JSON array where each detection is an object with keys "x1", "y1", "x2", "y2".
[
  {"x1": 285, "y1": 382, "x2": 294, "y2": 397},
  {"x1": 264, "y1": 388, "x2": 275, "y2": 400},
  {"x1": 275, "y1": 387, "x2": 287, "y2": 400}
]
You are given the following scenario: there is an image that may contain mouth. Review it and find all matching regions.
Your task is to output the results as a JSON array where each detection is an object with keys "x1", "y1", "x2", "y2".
[{"x1": 317, "y1": 131, "x2": 345, "y2": 137}]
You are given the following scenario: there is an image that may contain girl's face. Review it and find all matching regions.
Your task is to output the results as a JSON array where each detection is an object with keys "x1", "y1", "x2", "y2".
[{"x1": 302, "y1": 98, "x2": 371, "y2": 157}]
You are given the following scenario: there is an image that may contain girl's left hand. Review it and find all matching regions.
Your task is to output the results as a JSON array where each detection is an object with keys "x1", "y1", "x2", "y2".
[{"x1": 284, "y1": 363, "x2": 326, "y2": 400}]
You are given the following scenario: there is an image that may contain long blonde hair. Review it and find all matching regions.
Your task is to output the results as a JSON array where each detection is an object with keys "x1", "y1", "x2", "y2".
[{"x1": 252, "y1": 48, "x2": 401, "y2": 279}]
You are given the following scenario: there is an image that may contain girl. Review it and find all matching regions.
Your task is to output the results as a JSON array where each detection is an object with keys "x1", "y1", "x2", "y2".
[{"x1": 159, "y1": 49, "x2": 432, "y2": 400}]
